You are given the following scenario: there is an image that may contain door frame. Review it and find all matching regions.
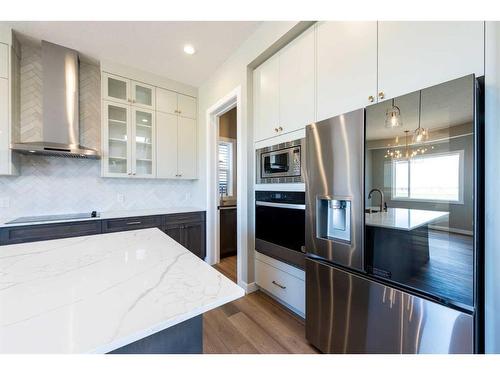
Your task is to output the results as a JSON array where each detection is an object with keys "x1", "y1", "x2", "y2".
[{"x1": 205, "y1": 86, "x2": 245, "y2": 289}]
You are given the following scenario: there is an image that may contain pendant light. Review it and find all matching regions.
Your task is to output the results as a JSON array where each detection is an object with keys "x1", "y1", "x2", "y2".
[
  {"x1": 413, "y1": 90, "x2": 428, "y2": 144},
  {"x1": 385, "y1": 98, "x2": 403, "y2": 128}
]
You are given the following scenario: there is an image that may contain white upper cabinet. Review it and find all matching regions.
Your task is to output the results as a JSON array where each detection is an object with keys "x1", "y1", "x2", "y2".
[
  {"x1": 157, "y1": 88, "x2": 197, "y2": 119},
  {"x1": 0, "y1": 43, "x2": 8, "y2": 79},
  {"x1": 279, "y1": 26, "x2": 315, "y2": 133},
  {"x1": 103, "y1": 72, "x2": 155, "y2": 110},
  {"x1": 156, "y1": 87, "x2": 178, "y2": 115},
  {"x1": 131, "y1": 81, "x2": 155, "y2": 110},
  {"x1": 0, "y1": 78, "x2": 9, "y2": 174},
  {"x1": 178, "y1": 94, "x2": 197, "y2": 119},
  {"x1": 316, "y1": 21, "x2": 378, "y2": 121},
  {"x1": 254, "y1": 26, "x2": 315, "y2": 143},
  {"x1": 378, "y1": 21, "x2": 485, "y2": 101},
  {"x1": 103, "y1": 73, "x2": 130, "y2": 105},
  {"x1": 254, "y1": 53, "x2": 280, "y2": 142}
]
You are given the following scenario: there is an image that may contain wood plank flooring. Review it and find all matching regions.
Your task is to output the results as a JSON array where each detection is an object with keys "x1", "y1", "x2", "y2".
[{"x1": 204, "y1": 256, "x2": 318, "y2": 354}]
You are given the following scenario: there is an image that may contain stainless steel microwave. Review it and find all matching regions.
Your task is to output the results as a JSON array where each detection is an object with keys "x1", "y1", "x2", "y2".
[{"x1": 256, "y1": 138, "x2": 305, "y2": 184}]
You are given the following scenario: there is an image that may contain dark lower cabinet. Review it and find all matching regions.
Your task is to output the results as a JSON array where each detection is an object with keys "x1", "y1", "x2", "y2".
[
  {"x1": 164, "y1": 212, "x2": 206, "y2": 259},
  {"x1": 219, "y1": 207, "x2": 237, "y2": 258},
  {"x1": 0, "y1": 211, "x2": 206, "y2": 260},
  {"x1": 0, "y1": 220, "x2": 102, "y2": 245}
]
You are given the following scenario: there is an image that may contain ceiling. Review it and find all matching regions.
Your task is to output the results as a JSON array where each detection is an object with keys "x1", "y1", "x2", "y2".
[
  {"x1": 366, "y1": 75, "x2": 474, "y2": 142},
  {"x1": 6, "y1": 21, "x2": 261, "y2": 87}
]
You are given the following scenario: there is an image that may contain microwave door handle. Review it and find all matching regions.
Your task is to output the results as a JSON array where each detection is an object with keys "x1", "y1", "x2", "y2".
[{"x1": 255, "y1": 201, "x2": 305, "y2": 210}]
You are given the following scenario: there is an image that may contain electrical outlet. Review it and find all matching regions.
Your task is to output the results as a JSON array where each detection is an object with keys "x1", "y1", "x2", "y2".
[{"x1": 116, "y1": 194, "x2": 125, "y2": 204}]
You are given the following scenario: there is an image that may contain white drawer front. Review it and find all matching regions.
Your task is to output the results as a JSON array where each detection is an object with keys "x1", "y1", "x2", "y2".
[{"x1": 255, "y1": 258, "x2": 305, "y2": 315}]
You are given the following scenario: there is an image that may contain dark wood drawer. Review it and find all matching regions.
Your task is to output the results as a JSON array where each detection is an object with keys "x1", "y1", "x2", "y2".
[
  {"x1": 102, "y1": 215, "x2": 164, "y2": 233},
  {"x1": 0, "y1": 220, "x2": 102, "y2": 245},
  {"x1": 164, "y1": 211, "x2": 205, "y2": 226}
]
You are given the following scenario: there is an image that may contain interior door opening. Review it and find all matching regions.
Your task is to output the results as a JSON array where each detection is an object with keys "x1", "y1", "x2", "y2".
[{"x1": 215, "y1": 107, "x2": 238, "y2": 283}]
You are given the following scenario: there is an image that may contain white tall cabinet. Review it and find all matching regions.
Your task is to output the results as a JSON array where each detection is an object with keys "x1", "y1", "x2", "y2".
[
  {"x1": 316, "y1": 21, "x2": 378, "y2": 121},
  {"x1": 156, "y1": 88, "x2": 197, "y2": 179},
  {"x1": 254, "y1": 26, "x2": 315, "y2": 142},
  {"x1": 377, "y1": 21, "x2": 484, "y2": 101}
]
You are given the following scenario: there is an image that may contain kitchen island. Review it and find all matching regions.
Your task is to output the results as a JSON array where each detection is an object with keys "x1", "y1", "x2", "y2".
[
  {"x1": 0, "y1": 228, "x2": 244, "y2": 353},
  {"x1": 365, "y1": 208, "x2": 449, "y2": 280}
]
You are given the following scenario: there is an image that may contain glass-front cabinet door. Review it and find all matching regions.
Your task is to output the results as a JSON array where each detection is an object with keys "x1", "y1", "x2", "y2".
[
  {"x1": 103, "y1": 101, "x2": 131, "y2": 177},
  {"x1": 103, "y1": 73, "x2": 130, "y2": 105},
  {"x1": 132, "y1": 108, "x2": 155, "y2": 178},
  {"x1": 132, "y1": 81, "x2": 155, "y2": 109}
]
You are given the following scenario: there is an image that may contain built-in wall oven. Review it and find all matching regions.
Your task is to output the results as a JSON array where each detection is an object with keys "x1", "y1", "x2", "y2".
[
  {"x1": 256, "y1": 139, "x2": 305, "y2": 184},
  {"x1": 255, "y1": 191, "x2": 306, "y2": 269}
]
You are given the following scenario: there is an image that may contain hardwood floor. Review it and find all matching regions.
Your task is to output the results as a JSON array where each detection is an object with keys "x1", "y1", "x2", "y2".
[
  {"x1": 205, "y1": 256, "x2": 318, "y2": 354},
  {"x1": 213, "y1": 255, "x2": 237, "y2": 283}
]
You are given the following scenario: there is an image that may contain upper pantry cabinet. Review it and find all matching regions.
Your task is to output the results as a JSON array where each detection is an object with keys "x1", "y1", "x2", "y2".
[
  {"x1": 254, "y1": 25, "x2": 315, "y2": 143},
  {"x1": 102, "y1": 72, "x2": 155, "y2": 110},
  {"x1": 254, "y1": 53, "x2": 279, "y2": 142},
  {"x1": 279, "y1": 25, "x2": 315, "y2": 135},
  {"x1": 316, "y1": 22, "x2": 377, "y2": 122},
  {"x1": 156, "y1": 87, "x2": 196, "y2": 119},
  {"x1": 377, "y1": 21, "x2": 484, "y2": 101}
]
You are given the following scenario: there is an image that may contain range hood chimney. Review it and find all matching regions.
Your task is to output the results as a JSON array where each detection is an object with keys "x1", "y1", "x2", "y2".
[{"x1": 11, "y1": 41, "x2": 100, "y2": 159}]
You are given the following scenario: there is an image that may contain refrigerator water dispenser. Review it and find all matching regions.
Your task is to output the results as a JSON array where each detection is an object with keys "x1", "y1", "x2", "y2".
[{"x1": 317, "y1": 198, "x2": 351, "y2": 243}]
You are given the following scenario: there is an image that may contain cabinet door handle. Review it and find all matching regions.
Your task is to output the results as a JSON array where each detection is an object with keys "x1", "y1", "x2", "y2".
[
  {"x1": 378, "y1": 91, "x2": 385, "y2": 100},
  {"x1": 272, "y1": 280, "x2": 286, "y2": 289},
  {"x1": 368, "y1": 95, "x2": 374, "y2": 103},
  {"x1": 126, "y1": 221, "x2": 142, "y2": 225}
]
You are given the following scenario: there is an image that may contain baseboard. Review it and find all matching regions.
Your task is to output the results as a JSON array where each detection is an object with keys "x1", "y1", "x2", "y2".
[{"x1": 240, "y1": 281, "x2": 258, "y2": 294}]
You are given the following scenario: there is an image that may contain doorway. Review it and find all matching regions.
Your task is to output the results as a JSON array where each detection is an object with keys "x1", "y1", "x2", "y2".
[
  {"x1": 216, "y1": 107, "x2": 238, "y2": 282},
  {"x1": 205, "y1": 86, "x2": 245, "y2": 290}
]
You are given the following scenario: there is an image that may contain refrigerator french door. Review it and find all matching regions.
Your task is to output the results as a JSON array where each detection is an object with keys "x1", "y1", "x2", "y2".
[{"x1": 305, "y1": 75, "x2": 481, "y2": 354}]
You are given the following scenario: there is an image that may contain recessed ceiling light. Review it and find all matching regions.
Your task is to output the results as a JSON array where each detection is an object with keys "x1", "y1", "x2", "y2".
[{"x1": 183, "y1": 44, "x2": 196, "y2": 55}]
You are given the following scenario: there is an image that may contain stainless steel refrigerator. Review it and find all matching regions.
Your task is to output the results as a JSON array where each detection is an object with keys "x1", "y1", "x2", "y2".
[{"x1": 305, "y1": 74, "x2": 482, "y2": 354}]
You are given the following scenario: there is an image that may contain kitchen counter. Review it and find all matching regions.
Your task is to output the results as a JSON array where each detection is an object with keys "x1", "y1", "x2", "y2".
[
  {"x1": 365, "y1": 208, "x2": 449, "y2": 231},
  {"x1": 0, "y1": 206, "x2": 205, "y2": 228},
  {"x1": 0, "y1": 228, "x2": 244, "y2": 353}
]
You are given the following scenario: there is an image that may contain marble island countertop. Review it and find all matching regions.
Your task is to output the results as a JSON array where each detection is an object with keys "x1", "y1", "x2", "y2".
[
  {"x1": 0, "y1": 228, "x2": 244, "y2": 353},
  {"x1": 0, "y1": 206, "x2": 206, "y2": 228},
  {"x1": 365, "y1": 207, "x2": 449, "y2": 231}
]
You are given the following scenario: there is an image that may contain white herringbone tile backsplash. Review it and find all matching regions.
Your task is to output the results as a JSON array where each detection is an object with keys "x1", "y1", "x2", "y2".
[{"x1": 0, "y1": 155, "x2": 197, "y2": 219}]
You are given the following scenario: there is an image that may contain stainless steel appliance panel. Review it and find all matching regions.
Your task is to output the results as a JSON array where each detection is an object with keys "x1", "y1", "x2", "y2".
[
  {"x1": 306, "y1": 258, "x2": 473, "y2": 354},
  {"x1": 305, "y1": 109, "x2": 365, "y2": 271}
]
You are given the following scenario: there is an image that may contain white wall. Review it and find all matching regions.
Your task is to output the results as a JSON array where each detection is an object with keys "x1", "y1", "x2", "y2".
[
  {"x1": 485, "y1": 21, "x2": 500, "y2": 354},
  {"x1": 196, "y1": 22, "x2": 300, "y2": 283}
]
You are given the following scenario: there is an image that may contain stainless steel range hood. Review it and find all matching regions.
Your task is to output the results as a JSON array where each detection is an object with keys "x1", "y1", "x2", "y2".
[{"x1": 11, "y1": 41, "x2": 100, "y2": 159}]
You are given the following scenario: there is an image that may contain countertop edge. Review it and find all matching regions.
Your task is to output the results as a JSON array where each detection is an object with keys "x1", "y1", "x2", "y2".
[{"x1": 91, "y1": 287, "x2": 245, "y2": 354}]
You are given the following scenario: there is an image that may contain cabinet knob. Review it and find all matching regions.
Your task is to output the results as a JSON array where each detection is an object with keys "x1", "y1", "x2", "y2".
[
  {"x1": 378, "y1": 91, "x2": 385, "y2": 100},
  {"x1": 368, "y1": 95, "x2": 374, "y2": 103},
  {"x1": 278, "y1": 126, "x2": 283, "y2": 132},
  {"x1": 132, "y1": 172, "x2": 136, "y2": 175},
  {"x1": 274, "y1": 128, "x2": 278, "y2": 133}
]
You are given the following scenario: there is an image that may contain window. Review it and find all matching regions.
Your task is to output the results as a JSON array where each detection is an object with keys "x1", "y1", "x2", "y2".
[
  {"x1": 392, "y1": 151, "x2": 463, "y2": 202},
  {"x1": 218, "y1": 140, "x2": 234, "y2": 197}
]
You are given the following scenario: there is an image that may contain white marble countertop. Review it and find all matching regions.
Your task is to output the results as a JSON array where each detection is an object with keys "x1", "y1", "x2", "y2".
[
  {"x1": 0, "y1": 228, "x2": 244, "y2": 353},
  {"x1": 0, "y1": 207, "x2": 205, "y2": 228},
  {"x1": 365, "y1": 208, "x2": 449, "y2": 231}
]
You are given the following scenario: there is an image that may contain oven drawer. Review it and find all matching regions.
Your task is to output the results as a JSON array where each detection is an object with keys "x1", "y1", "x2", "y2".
[{"x1": 255, "y1": 253, "x2": 305, "y2": 316}]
